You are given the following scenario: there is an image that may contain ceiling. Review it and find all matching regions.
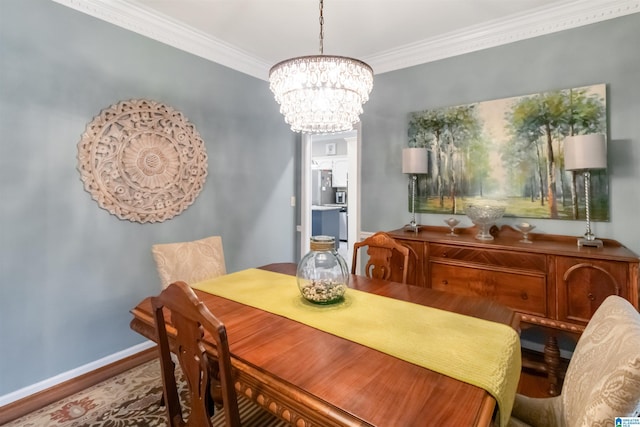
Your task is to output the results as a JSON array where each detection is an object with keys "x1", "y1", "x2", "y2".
[{"x1": 54, "y1": 0, "x2": 638, "y2": 80}]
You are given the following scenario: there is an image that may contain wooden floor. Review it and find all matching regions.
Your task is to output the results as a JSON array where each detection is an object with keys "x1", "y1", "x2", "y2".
[{"x1": 518, "y1": 367, "x2": 556, "y2": 397}]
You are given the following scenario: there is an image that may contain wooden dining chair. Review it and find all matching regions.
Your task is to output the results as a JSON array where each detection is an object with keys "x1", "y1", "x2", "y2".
[
  {"x1": 152, "y1": 281, "x2": 241, "y2": 427},
  {"x1": 152, "y1": 235, "x2": 226, "y2": 289},
  {"x1": 151, "y1": 282, "x2": 289, "y2": 427},
  {"x1": 351, "y1": 231, "x2": 414, "y2": 284},
  {"x1": 508, "y1": 295, "x2": 640, "y2": 427}
]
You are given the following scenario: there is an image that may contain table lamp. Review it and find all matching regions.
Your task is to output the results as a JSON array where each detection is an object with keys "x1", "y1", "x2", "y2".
[
  {"x1": 563, "y1": 134, "x2": 607, "y2": 248},
  {"x1": 402, "y1": 147, "x2": 429, "y2": 232}
]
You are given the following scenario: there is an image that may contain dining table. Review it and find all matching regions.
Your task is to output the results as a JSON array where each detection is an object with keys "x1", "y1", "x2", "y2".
[{"x1": 130, "y1": 262, "x2": 521, "y2": 427}]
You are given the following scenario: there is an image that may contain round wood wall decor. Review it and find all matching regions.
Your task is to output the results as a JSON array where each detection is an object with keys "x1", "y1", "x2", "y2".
[{"x1": 77, "y1": 99, "x2": 208, "y2": 223}]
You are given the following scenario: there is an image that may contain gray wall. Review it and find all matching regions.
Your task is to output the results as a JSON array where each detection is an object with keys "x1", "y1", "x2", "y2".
[
  {"x1": 0, "y1": 0, "x2": 296, "y2": 395},
  {"x1": 361, "y1": 13, "x2": 640, "y2": 257}
]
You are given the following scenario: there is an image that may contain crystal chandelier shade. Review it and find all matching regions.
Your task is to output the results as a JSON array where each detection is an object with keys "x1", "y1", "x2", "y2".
[
  {"x1": 268, "y1": 1, "x2": 374, "y2": 134},
  {"x1": 269, "y1": 56, "x2": 373, "y2": 134}
]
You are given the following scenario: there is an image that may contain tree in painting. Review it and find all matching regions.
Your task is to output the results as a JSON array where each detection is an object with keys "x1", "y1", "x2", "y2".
[
  {"x1": 407, "y1": 84, "x2": 608, "y2": 221},
  {"x1": 408, "y1": 105, "x2": 483, "y2": 214},
  {"x1": 504, "y1": 88, "x2": 605, "y2": 219}
]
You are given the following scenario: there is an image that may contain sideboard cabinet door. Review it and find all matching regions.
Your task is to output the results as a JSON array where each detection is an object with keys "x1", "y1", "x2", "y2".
[{"x1": 556, "y1": 256, "x2": 630, "y2": 326}]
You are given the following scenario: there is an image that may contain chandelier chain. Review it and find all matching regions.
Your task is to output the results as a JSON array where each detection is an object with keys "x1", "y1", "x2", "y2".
[{"x1": 319, "y1": 0, "x2": 324, "y2": 55}]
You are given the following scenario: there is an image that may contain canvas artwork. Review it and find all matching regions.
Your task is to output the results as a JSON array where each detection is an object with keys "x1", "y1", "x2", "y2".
[{"x1": 407, "y1": 84, "x2": 608, "y2": 221}]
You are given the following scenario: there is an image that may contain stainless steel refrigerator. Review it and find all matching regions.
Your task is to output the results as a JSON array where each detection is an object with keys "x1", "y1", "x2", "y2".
[{"x1": 311, "y1": 170, "x2": 335, "y2": 205}]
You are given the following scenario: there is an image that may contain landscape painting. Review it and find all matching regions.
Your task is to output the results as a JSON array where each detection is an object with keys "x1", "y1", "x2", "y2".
[{"x1": 407, "y1": 84, "x2": 609, "y2": 221}]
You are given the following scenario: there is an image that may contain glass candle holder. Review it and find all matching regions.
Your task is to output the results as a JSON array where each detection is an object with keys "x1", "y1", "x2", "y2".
[
  {"x1": 444, "y1": 217, "x2": 460, "y2": 236},
  {"x1": 516, "y1": 222, "x2": 536, "y2": 244}
]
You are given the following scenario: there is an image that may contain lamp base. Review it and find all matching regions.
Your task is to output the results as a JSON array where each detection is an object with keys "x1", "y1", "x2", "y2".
[
  {"x1": 404, "y1": 222, "x2": 421, "y2": 233},
  {"x1": 577, "y1": 237, "x2": 603, "y2": 248}
]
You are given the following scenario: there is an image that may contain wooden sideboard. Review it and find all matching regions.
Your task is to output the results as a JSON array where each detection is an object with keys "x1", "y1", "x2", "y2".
[{"x1": 387, "y1": 225, "x2": 639, "y2": 395}]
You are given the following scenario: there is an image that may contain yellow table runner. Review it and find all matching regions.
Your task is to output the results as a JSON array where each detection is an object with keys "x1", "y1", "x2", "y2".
[{"x1": 192, "y1": 268, "x2": 521, "y2": 427}]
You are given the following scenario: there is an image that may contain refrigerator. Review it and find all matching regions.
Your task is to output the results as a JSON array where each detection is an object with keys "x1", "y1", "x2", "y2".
[{"x1": 312, "y1": 170, "x2": 336, "y2": 205}]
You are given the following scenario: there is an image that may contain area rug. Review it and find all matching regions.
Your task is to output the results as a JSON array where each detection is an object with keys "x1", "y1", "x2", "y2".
[
  {"x1": 3, "y1": 358, "x2": 281, "y2": 427},
  {"x1": 3, "y1": 359, "x2": 175, "y2": 427}
]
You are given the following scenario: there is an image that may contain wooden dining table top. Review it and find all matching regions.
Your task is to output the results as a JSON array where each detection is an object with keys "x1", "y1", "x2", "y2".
[{"x1": 130, "y1": 262, "x2": 520, "y2": 427}]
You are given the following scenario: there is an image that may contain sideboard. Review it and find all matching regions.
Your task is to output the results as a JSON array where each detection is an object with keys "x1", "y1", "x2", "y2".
[{"x1": 387, "y1": 225, "x2": 639, "y2": 395}]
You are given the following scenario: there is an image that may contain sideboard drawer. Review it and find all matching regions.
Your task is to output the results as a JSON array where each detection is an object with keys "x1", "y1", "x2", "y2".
[
  {"x1": 431, "y1": 262, "x2": 547, "y2": 317},
  {"x1": 429, "y1": 244, "x2": 547, "y2": 272}
]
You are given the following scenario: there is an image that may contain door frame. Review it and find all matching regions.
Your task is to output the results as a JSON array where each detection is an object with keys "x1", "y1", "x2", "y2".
[{"x1": 300, "y1": 125, "x2": 361, "y2": 265}]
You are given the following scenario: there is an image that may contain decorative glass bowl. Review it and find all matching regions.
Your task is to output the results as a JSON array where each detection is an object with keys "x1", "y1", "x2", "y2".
[{"x1": 465, "y1": 201, "x2": 506, "y2": 241}]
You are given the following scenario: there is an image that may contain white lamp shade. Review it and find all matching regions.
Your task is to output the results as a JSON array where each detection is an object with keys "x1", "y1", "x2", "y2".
[
  {"x1": 402, "y1": 147, "x2": 429, "y2": 174},
  {"x1": 564, "y1": 134, "x2": 607, "y2": 171}
]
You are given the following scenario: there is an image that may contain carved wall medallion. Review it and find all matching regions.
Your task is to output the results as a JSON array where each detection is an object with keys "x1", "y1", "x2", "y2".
[{"x1": 77, "y1": 99, "x2": 208, "y2": 223}]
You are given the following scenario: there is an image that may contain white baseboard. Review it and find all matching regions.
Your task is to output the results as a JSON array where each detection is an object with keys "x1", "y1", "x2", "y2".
[{"x1": 0, "y1": 340, "x2": 155, "y2": 407}]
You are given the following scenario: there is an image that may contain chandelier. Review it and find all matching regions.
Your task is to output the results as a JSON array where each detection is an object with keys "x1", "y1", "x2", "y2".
[{"x1": 268, "y1": 0, "x2": 374, "y2": 134}]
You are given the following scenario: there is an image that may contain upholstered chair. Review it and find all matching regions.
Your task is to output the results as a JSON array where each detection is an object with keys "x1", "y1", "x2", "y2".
[
  {"x1": 152, "y1": 235, "x2": 226, "y2": 289},
  {"x1": 509, "y1": 295, "x2": 640, "y2": 427},
  {"x1": 351, "y1": 231, "x2": 414, "y2": 284}
]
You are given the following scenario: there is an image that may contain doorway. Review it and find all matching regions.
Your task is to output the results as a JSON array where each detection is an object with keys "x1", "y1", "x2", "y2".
[{"x1": 300, "y1": 125, "x2": 361, "y2": 271}]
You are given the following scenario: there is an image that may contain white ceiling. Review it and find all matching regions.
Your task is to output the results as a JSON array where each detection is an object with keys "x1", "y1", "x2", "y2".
[{"x1": 54, "y1": 0, "x2": 639, "y2": 80}]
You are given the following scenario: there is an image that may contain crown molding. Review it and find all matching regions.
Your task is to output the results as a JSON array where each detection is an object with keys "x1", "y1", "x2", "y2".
[
  {"x1": 366, "y1": 0, "x2": 640, "y2": 74},
  {"x1": 52, "y1": 0, "x2": 639, "y2": 81}
]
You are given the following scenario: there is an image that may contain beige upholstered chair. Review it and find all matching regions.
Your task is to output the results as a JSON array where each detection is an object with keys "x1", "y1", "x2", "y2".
[
  {"x1": 152, "y1": 235, "x2": 226, "y2": 289},
  {"x1": 509, "y1": 295, "x2": 640, "y2": 427}
]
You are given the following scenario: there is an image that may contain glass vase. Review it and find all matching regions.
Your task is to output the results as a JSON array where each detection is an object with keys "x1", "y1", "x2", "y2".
[{"x1": 296, "y1": 236, "x2": 348, "y2": 304}]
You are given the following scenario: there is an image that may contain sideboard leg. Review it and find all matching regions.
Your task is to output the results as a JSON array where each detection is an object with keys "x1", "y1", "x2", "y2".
[{"x1": 544, "y1": 335, "x2": 561, "y2": 396}]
